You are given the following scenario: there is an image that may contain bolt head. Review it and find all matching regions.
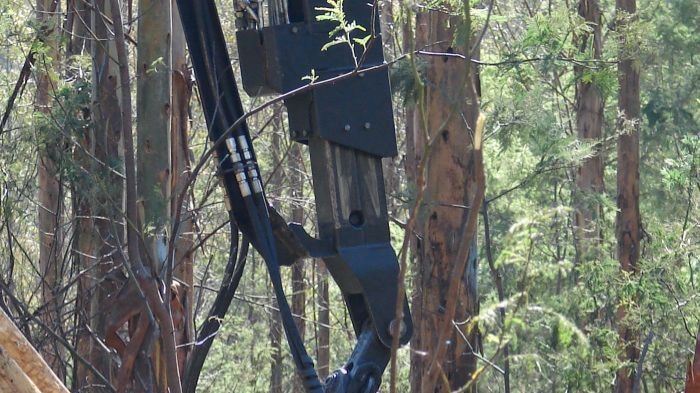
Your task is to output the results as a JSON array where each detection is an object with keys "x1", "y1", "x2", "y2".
[
  {"x1": 364, "y1": 122, "x2": 371, "y2": 130},
  {"x1": 344, "y1": 124, "x2": 351, "y2": 132}
]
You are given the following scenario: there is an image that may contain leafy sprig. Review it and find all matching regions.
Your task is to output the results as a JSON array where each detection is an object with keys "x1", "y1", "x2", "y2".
[{"x1": 315, "y1": 0, "x2": 370, "y2": 67}]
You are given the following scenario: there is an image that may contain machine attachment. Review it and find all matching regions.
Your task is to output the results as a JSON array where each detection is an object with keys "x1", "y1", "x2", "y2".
[
  {"x1": 175, "y1": 0, "x2": 412, "y2": 390},
  {"x1": 235, "y1": 0, "x2": 413, "y2": 385}
]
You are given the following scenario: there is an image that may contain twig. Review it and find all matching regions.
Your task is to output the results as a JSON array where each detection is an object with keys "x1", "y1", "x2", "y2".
[
  {"x1": 417, "y1": 49, "x2": 617, "y2": 68},
  {"x1": 632, "y1": 331, "x2": 654, "y2": 393},
  {"x1": 0, "y1": 54, "x2": 34, "y2": 136},
  {"x1": 0, "y1": 0, "x2": 61, "y2": 136},
  {"x1": 470, "y1": 0, "x2": 495, "y2": 57},
  {"x1": 482, "y1": 200, "x2": 510, "y2": 393}
]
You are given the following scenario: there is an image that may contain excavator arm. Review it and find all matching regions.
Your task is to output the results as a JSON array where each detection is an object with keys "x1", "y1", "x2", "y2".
[{"x1": 174, "y1": 0, "x2": 412, "y2": 391}]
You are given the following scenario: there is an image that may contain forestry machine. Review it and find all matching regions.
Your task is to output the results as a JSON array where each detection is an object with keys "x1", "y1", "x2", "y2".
[{"x1": 175, "y1": 0, "x2": 412, "y2": 392}]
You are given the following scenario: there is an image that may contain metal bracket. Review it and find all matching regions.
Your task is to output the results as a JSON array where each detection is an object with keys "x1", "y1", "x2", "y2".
[
  {"x1": 288, "y1": 222, "x2": 335, "y2": 258},
  {"x1": 236, "y1": 8, "x2": 398, "y2": 157}
]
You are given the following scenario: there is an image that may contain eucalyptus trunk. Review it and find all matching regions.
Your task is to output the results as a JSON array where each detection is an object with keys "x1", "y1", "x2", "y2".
[
  {"x1": 73, "y1": 0, "x2": 125, "y2": 388},
  {"x1": 170, "y1": 1, "x2": 194, "y2": 377},
  {"x1": 268, "y1": 124, "x2": 285, "y2": 393},
  {"x1": 137, "y1": 0, "x2": 172, "y2": 274},
  {"x1": 34, "y1": 0, "x2": 65, "y2": 379},
  {"x1": 136, "y1": 0, "x2": 173, "y2": 390},
  {"x1": 290, "y1": 142, "x2": 306, "y2": 393},
  {"x1": 615, "y1": 0, "x2": 641, "y2": 392},
  {"x1": 574, "y1": 0, "x2": 605, "y2": 264},
  {"x1": 316, "y1": 262, "x2": 330, "y2": 380},
  {"x1": 409, "y1": 6, "x2": 481, "y2": 393}
]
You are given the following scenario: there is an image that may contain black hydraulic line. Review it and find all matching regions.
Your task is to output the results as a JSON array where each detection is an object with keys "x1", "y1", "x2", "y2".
[
  {"x1": 175, "y1": 1, "x2": 323, "y2": 392},
  {"x1": 184, "y1": 213, "x2": 247, "y2": 393}
]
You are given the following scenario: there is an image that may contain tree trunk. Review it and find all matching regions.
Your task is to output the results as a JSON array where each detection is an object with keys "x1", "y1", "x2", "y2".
[
  {"x1": 137, "y1": 0, "x2": 172, "y2": 274},
  {"x1": 269, "y1": 304, "x2": 284, "y2": 393},
  {"x1": 69, "y1": 0, "x2": 116, "y2": 388},
  {"x1": 74, "y1": 2, "x2": 128, "y2": 389},
  {"x1": 171, "y1": 1, "x2": 194, "y2": 378},
  {"x1": 409, "y1": 7, "x2": 481, "y2": 393},
  {"x1": 316, "y1": 262, "x2": 330, "y2": 381},
  {"x1": 87, "y1": 0, "x2": 128, "y2": 388},
  {"x1": 615, "y1": 0, "x2": 641, "y2": 392},
  {"x1": 35, "y1": 0, "x2": 65, "y2": 379},
  {"x1": 685, "y1": 326, "x2": 700, "y2": 393},
  {"x1": 574, "y1": 0, "x2": 605, "y2": 264},
  {"x1": 290, "y1": 143, "x2": 307, "y2": 393},
  {"x1": 268, "y1": 127, "x2": 285, "y2": 393},
  {"x1": 136, "y1": 0, "x2": 173, "y2": 391}
]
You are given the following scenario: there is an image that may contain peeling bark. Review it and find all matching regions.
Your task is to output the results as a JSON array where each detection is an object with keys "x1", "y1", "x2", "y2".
[
  {"x1": 171, "y1": 1, "x2": 194, "y2": 377},
  {"x1": 409, "y1": 7, "x2": 481, "y2": 393}
]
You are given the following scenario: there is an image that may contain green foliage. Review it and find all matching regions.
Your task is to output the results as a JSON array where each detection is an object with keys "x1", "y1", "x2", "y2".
[
  {"x1": 315, "y1": 0, "x2": 370, "y2": 65},
  {"x1": 0, "y1": 1, "x2": 698, "y2": 392},
  {"x1": 389, "y1": 56, "x2": 427, "y2": 107}
]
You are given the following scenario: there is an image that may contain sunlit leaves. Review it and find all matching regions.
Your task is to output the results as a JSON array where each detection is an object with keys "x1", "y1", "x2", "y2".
[{"x1": 315, "y1": 0, "x2": 370, "y2": 65}]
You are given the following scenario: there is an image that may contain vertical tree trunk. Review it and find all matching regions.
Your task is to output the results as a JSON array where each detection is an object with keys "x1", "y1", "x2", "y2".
[
  {"x1": 289, "y1": 143, "x2": 307, "y2": 393},
  {"x1": 136, "y1": 0, "x2": 172, "y2": 391},
  {"x1": 574, "y1": 0, "x2": 605, "y2": 264},
  {"x1": 409, "y1": 6, "x2": 481, "y2": 393},
  {"x1": 68, "y1": 0, "x2": 109, "y2": 388},
  {"x1": 34, "y1": 0, "x2": 64, "y2": 379},
  {"x1": 137, "y1": 0, "x2": 172, "y2": 274},
  {"x1": 86, "y1": 0, "x2": 127, "y2": 388},
  {"x1": 269, "y1": 306, "x2": 284, "y2": 393},
  {"x1": 615, "y1": 0, "x2": 641, "y2": 392},
  {"x1": 268, "y1": 124, "x2": 285, "y2": 393},
  {"x1": 316, "y1": 262, "x2": 330, "y2": 381},
  {"x1": 76, "y1": 2, "x2": 127, "y2": 389},
  {"x1": 171, "y1": 1, "x2": 194, "y2": 377}
]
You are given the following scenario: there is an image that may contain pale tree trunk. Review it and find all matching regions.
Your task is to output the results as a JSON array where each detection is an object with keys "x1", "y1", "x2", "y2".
[
  {"x1": 290, "y1": 143, "x2": 306, "y2": 393},
  {"x1": 136, "y1": 0, "x2": 173, "y2": 391},
  {"x1": 84, "y1": 0, "x2": 127, "y2": 388},
  {"x1": 170, "y1": 1, "x2": 194, "y2": 378},
  {"x1": 574, "y1": 0, "x2": 605, "y2": 265},
  {"x1": 137, "y1": 0, "x2": 172, "y2": 274},
  {"x1": 269, "y1": 125, "x2": 285, "y2": 393},
  {"x1": 75, "y1": 1, "x2": 127, "y2": 389},
  {"x1": 615, "y1": 0, "x2": 641, "y2": 391},
  {"x1": 380, "y1": 0, "x2": 394, "y2": 53},
  {"x1": 315, "y1": 261, "x2": 330, "y2": 381},
  {"x1": 380, "y1": 0, "x2": 401, "y2": 216},
  {"x1": 409, "y1": 7, "x2": 481, "y2": 393},
  {"x1": 270, "y1": 307, "x2": 284, "y2": 393},
  {"x1": 270, "y1": 288, "x2": 284, "y2": 393},
  {"x1": 35, "y1": 0, "x2": 65, "y2": 379}
]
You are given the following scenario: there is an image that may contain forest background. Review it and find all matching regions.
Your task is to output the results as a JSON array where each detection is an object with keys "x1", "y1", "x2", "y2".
[{"x1": 0, "y1": 0, "x2": 698, "y2": 392}]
